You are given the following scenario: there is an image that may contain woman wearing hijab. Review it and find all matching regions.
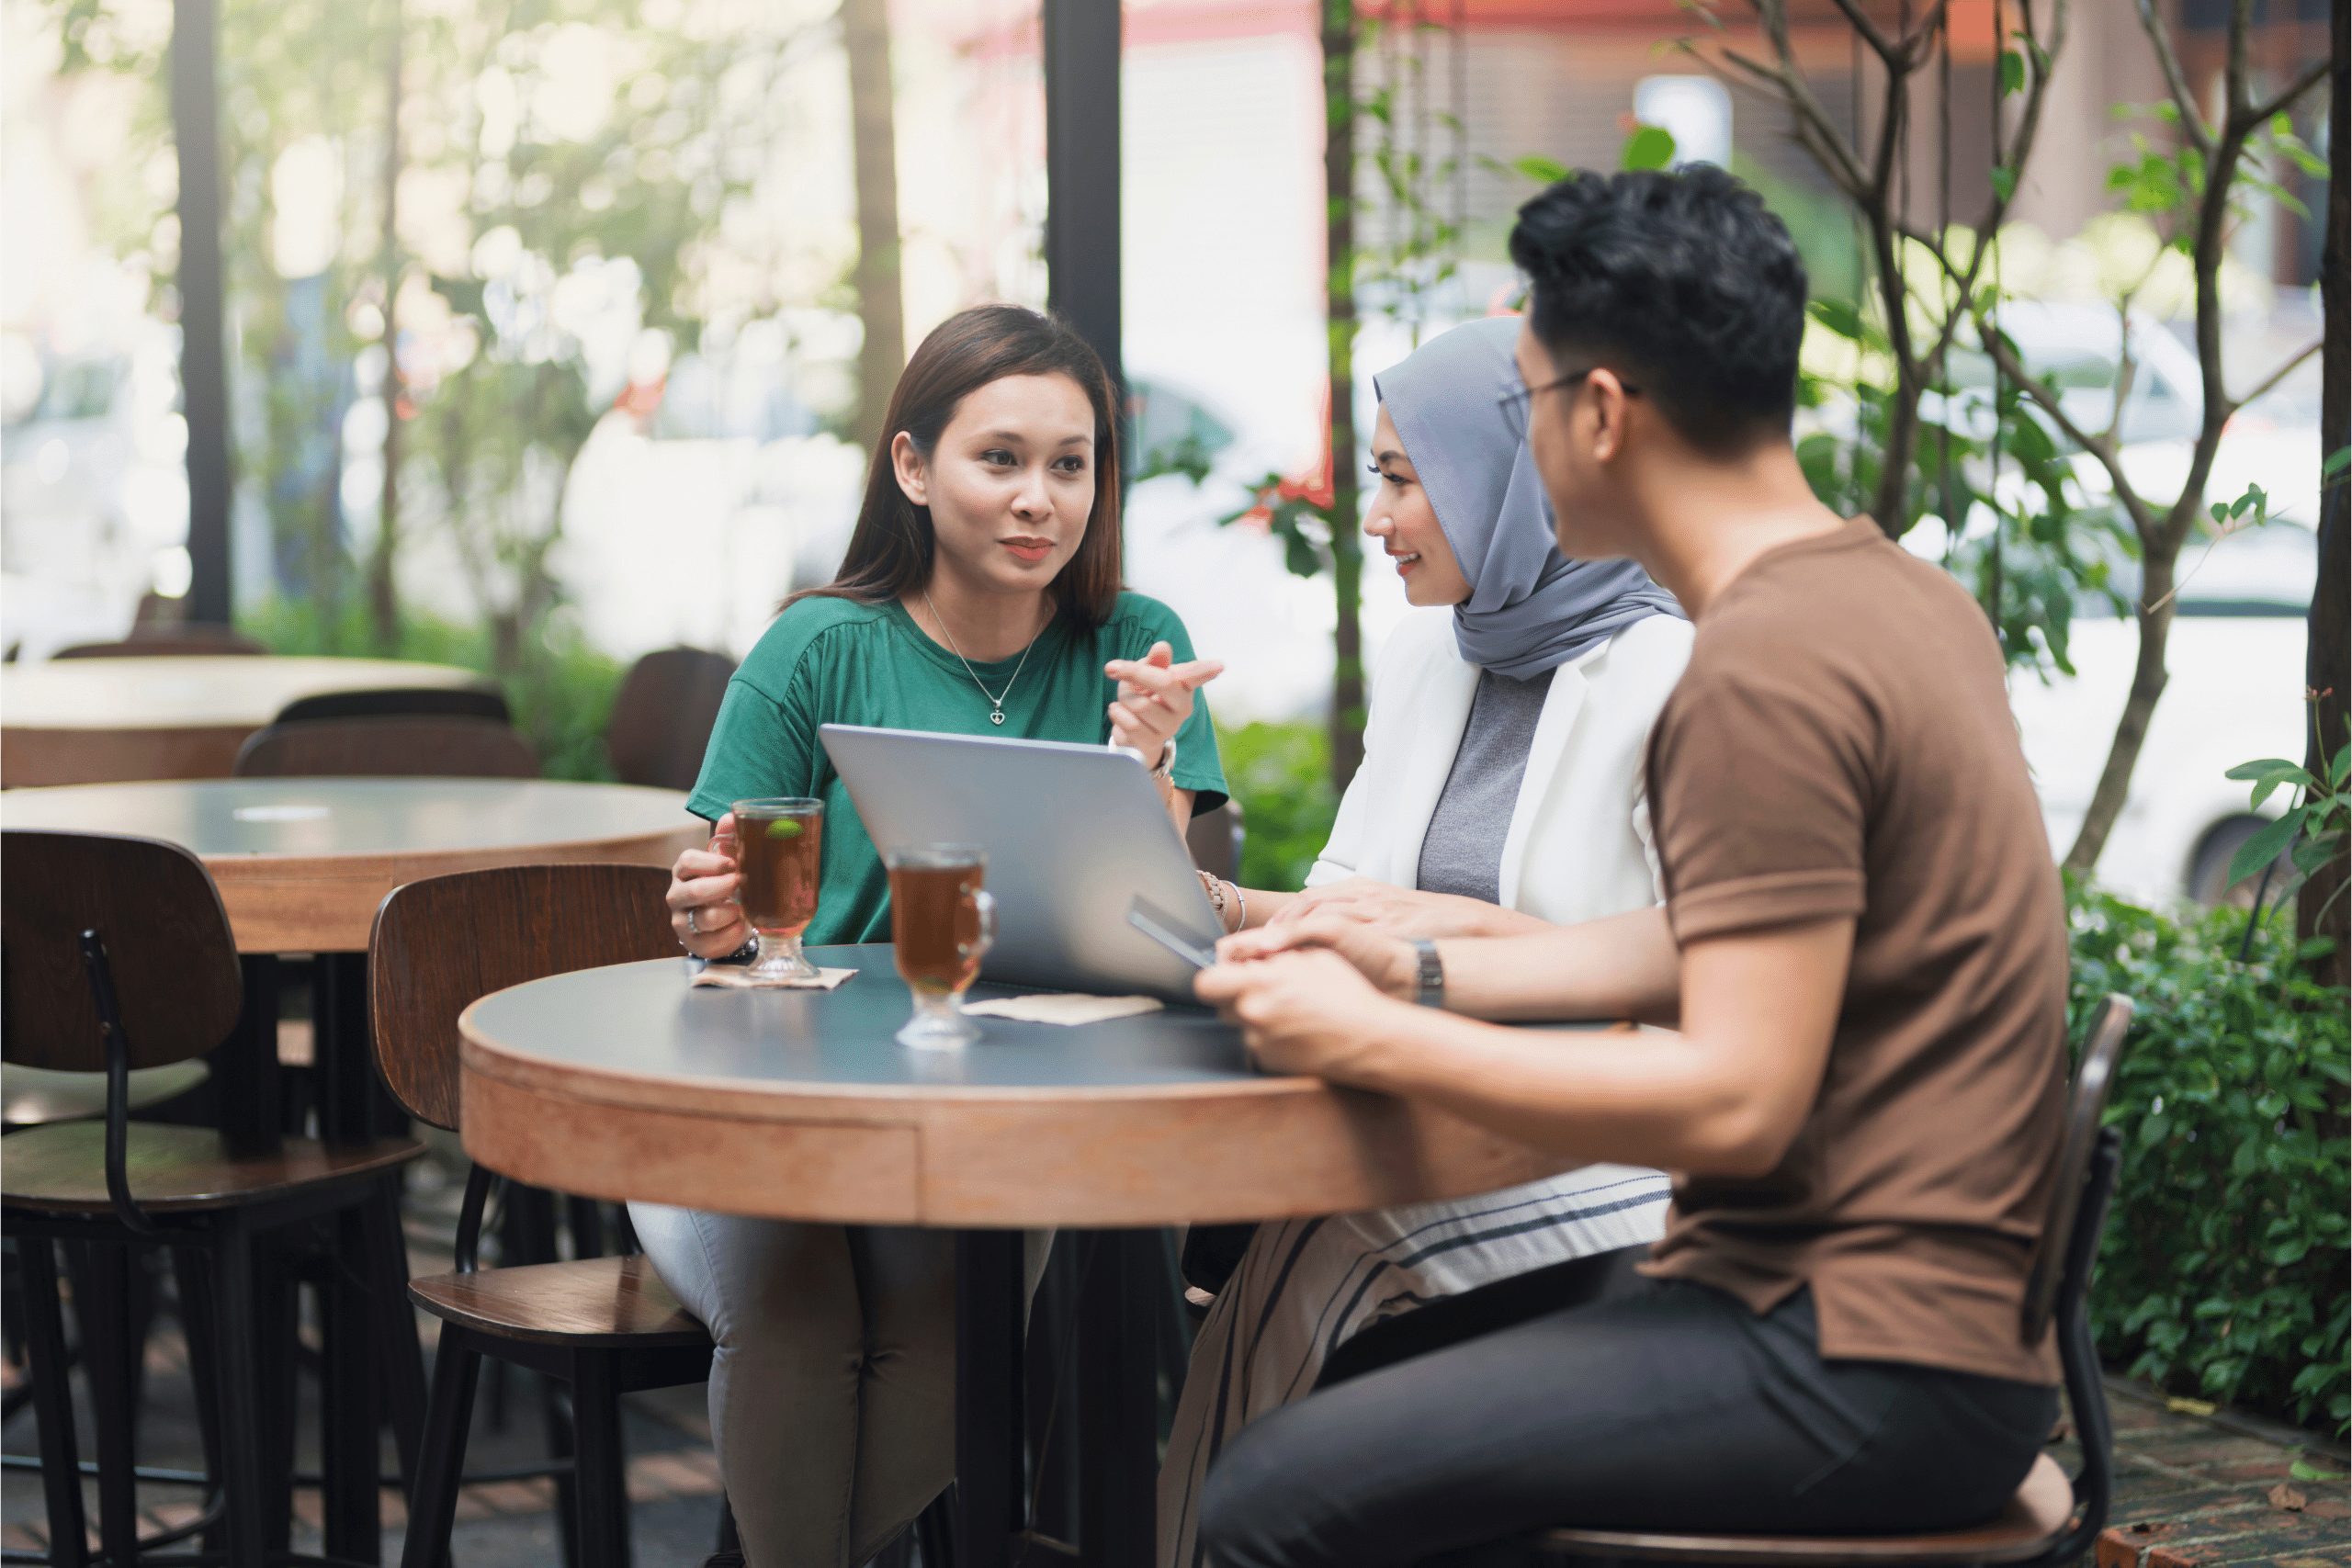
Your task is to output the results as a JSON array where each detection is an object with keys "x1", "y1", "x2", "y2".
[{"x1": 1159, "y1": 315, "x2": 1692, "y2": 1568}]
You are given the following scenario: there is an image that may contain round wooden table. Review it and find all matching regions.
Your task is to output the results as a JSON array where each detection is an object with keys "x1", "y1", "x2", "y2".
[
  {"x1": 0, "y1": 777, "x2": 704, "y2": 953},
  {"x1": 0, "y1": 656, "x2": 490, "y2": 786},
  {"x1": 458, "y1": 944, "x2": 1590, "y2": 1566}
]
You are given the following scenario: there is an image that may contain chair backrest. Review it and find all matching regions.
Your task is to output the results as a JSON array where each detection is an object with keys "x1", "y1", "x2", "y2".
[
  {"x1": 55, "y1": 629, "x2": 268, "y2": 659},
  {"x1": 1186, "y1": 799, "x2": 1246, "y2": 884},
  {"x1": 0, "y1": 831, "x2": 243, "y2": 1071},
  {"x1": 605, "y1": 647, "x2": 737, "y2": 791},
  {"x1": 368, "y1": 863, "x2": 679, "y2": 1131},
  {"x1": 233, "y1": 716, "x2": 541, "y2": 779},
  {"x1": 2023, "y1": 993, "x2": 2133, "y2": 1347},
  {"x1": 276, "y1": 684, "x2": 511, "y2": 727}
]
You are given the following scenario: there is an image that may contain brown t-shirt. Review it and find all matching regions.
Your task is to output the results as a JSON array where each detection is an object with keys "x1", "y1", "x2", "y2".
[{"x1": 1639, "y1": 518, "x2": 2069, "y2": 1386}]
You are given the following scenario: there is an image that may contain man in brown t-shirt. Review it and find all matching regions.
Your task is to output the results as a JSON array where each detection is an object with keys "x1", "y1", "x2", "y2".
[{"x1": 1189, "y1": 165, "x2": 2070, "y2": 1568}]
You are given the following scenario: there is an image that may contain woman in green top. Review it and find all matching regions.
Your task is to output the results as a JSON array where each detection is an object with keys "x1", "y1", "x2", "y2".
[{"x1": 644, "y1": 304, "x2": 1227, "y2": 1568}]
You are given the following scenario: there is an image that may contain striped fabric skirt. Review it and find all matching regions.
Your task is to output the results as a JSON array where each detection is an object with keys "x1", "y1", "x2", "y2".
[{"x1": 1156, "y1": 1165, "x2": 1673, "y2": 1568}]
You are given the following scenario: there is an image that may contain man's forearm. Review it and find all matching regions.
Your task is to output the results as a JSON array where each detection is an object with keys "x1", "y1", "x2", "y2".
[{"x1": 1435, "y1": 906, "x2": 1681, "y2": 1024}]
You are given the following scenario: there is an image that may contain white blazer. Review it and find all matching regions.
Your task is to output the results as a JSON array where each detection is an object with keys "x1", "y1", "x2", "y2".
[{"x1": 1308, "y1": 609, "x2": 1694, "y2": 920}]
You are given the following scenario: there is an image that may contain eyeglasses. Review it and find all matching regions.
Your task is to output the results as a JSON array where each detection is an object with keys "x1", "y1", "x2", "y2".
[{"x1": 1497, "y1": 367, "x2": 1643, "y2": 438}]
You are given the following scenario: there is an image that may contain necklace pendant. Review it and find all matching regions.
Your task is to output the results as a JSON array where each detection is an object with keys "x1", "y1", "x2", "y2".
[{"x1": 989, "y1": 710, "x2": 1006, "y2": 726}]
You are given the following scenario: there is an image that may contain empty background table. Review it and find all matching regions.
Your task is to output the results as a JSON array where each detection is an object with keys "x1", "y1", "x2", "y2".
[
  {"x1": 1, "y1": 776, "x2": 706, "y2": 1132},
  {"x1": 458, "y1": 945, "x2": 1590, "y2": 1566},
  {"x1": 0, "y1": 655, "x2": 490, "y2": 785}
]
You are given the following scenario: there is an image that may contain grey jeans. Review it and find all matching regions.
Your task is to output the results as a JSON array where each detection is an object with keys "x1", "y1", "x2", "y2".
[{"x1": 628, "y1": 1205, "x2": 1047, "y2": 1568}]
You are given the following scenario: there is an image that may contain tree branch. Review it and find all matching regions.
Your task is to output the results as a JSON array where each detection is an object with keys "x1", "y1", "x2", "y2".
[
  {"x1": 1716, "y1": 17, "x2": 1872, "y2": 200},
  {"x1": 1979, "y1": 321, "x2": 2161, "y2": 544},
  {"x1": 2133, "y1": 0, "x2": 2214, "y2": 155},
  {"x1": 2228, "y1": 338, "x2": 2323, "y2": 418},
  {"x1": 1822, "y1": 0, "x2": 1898, "y2": 65},
  {"x1": 2240, "y1": 55, "x2": 2329, "y2": 133}
]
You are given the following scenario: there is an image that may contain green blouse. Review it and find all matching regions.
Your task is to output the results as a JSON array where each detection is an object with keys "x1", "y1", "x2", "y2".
[{"x1": 687, "y1": 592, "x2": 1228, "y2": 945}]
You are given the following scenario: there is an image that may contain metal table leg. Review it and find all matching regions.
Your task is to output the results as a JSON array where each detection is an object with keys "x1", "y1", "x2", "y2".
[
  {"x1": 1075, "y1": 1231, "x2": 1158, "y2": 1568},
  {"x1": 954, "y1": 1229, "x2": 1028, "y2": 1568}
]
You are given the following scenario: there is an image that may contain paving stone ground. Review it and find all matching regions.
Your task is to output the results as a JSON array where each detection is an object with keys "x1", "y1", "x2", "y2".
[{"x1": 5, "y1": 1156, "x2": 2345, "y2": 1566}]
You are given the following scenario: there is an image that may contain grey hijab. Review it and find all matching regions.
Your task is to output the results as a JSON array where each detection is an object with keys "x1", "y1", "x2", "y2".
[{"x1": 1374, "y1": 317, "x2": 1684, "y2": 681}]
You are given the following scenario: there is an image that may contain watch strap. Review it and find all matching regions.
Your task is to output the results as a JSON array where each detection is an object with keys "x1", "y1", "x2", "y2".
[{"x1": 1410, "y1": 938, "x2": 1445, "y2": 1008}]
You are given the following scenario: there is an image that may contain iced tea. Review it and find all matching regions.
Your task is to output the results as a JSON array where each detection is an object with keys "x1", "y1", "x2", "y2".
[
  {"x1": 885, "y1": 845, "x2": 995, "y2": 1047},
  {"x1": 729, "y1": 797, "x2": 824, "y2": 984}
]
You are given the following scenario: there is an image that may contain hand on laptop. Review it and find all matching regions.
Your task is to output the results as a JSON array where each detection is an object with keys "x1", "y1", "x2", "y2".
[
  {"x1": 1194, "y1": 946, "x2": 1407, "y2": 1080},
  {"x1": 1104, "y1": 640, "x2": 1223, "y2": 770},
  {"x1": 1268, "y1": 876, "x2": 1546, "y2": 942},
  {"x1": 1212, "y1": 915, "x2": 1419, "y2": 1001}
]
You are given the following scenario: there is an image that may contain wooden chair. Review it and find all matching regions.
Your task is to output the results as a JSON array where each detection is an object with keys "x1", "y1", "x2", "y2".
[
  {"x1": 1527, "y1": 995, "x2": 2136, "y2": 1568},
  {"x1": 1186, "y1": 799, "x2": 1246, "y2": 884},
  {"x1": 604, "y1": 647, "x2": 735, "y2": 791},
  {"x1": 53, "y1": 628, "x2": 267, "y2": 659},
  {"x1": 233, "y1": 716, "x2": 540, "y2": 779},
  {"x1": 276, "y1": 685, "x2": 512, "y2": 727},
  {"x1": 0, "y1": 829, "x2": 427, "y2": 1567},
  {"x1": 369, "y1": 863, "x2": 714, "y2": 1568}
]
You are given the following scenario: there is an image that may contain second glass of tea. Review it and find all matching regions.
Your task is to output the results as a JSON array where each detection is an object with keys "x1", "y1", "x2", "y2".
[
  {"x1": 887, "y1": 844, "x2": 997, "y2": 1048},
  {"x1": 730, "y1": 796, "x2": 825, "y2": 985}
]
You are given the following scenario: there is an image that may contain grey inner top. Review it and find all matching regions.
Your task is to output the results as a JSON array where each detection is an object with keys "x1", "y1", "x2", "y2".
[{"x1": 1415, "y1": 668, "x2": 1550, "y2": 905}]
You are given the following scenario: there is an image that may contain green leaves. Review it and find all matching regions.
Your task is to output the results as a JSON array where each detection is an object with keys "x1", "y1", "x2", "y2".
[
  {"x1": 1990, "y1": 167, "x2": 2017, "y2": 204},
  {"x1": 1998, "y1": 49, "x2": 2027, "y2": 98},
  {"x1": 1620, "y1": 124, "x2": 1677, "y2": 172},
  {"x1": 2068, "y1": 879, "x2": 2350, "y2": 1436},
  {"x1": 1510, "y1": 153, "x2": 1570, "y2": 186},
  {"x1": 2226, "y1": 808, "x2": 2306, "y2": 891}
]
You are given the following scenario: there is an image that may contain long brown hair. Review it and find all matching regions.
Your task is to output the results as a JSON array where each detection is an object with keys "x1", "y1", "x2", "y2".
[{"x1": 786, "y1": 304, "x2": 1123, "y2": 629}]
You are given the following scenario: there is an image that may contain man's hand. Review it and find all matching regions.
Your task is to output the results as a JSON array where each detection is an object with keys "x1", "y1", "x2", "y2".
[
  {"x1": 1268, "y1": 877, "x2": 1535, "y2": 941},
  {"x1": 1193, "y1": 949, "x2": 1409, "y2": 1081},
  {"x1": 1216, "y1": 915, "x2": 1419, "y2": 1000}
]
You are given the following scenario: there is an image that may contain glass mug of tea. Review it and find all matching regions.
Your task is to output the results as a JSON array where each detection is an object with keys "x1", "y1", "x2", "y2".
[
  {"x1": 886, "y1": 844, "x2": 997, "y2": 1048},
  {"x1": 729, "y1": 796, "x2": 825, "y2": 985}
]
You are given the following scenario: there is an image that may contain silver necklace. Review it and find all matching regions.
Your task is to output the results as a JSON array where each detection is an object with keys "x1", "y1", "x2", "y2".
[{"x1": 922, "y1": 592, "x2": 1044, "y2": 726}]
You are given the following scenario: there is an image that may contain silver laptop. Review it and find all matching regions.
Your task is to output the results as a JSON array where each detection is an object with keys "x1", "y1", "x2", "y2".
[{"x1": 819, "y1": 723, "x2": 1227, "y2": 1002}]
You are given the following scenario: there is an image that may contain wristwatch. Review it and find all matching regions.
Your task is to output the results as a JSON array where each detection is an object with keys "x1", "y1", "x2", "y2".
[
  {"x1": 1151, "y1": 735, "x2": 1179, "y2": 783},
  {"x1": 1409, "y1": 938, "x2": 1445, "y2": 1008}
]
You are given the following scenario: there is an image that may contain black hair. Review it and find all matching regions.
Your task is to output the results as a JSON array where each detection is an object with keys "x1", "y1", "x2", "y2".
[{"x1": 1507, "y1": 165, "x2": 1808, "y2": 457}]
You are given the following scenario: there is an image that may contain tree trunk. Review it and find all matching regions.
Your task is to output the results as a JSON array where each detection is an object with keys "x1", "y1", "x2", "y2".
[
  {"x1": 844, "y1": 0, "x2": 904, "y2": 457},
  {"x1": 2300, "y1": 5, "x2": 2348, "y2": 987},
  {"x1": 2064, "y1": 570, "x2": 2175, "y2": 873},
  {"x1": 1323, "y1": 0, "x2": 1365, "y2": 792},
  {"x1": 172, "y1": 0, "x2": 234, "y2": 626},
  {"x1": 368, "y1": 0, "x2": 402, "y2": 653},
  {"x1": 1867, "y1": 212, "x2": 1922, "y2": 538}
]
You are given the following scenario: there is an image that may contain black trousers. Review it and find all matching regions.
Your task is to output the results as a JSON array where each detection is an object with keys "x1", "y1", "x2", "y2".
[{"x1": 1195, "y1": 1278, "x2": 2057, "y2": 1568}]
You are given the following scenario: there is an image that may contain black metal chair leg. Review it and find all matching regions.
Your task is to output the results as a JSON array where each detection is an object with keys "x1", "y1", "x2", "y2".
[
  {"x1": 571, "y1": 1354, "x2": 632, "y2": 1568},
  {"x1": 544, "y1": 1375, "x2": 582, "y2": 1568},
  {"x1": 399, "y1": 1329, "x2": 482, "y2": 1568},
  {"x1": 14, "y1": 1235, "x2": 90, "y2": 1568},
  {"x1": 170, "y1": 1246, "x2": 231, "y2": 1557},
  {"x1": 322, "y1": 1207, "x2": 384, "y2": 1564},
  {"x1": 68, "y1": 1241, "x2": 142, "y2": 1565},
  {"x1": 210, "y1": 1224, "x2": 277, "y2": 1568},
  {"x1": 363, "y1": 1176, "x2": 430, "y2": 1493}
]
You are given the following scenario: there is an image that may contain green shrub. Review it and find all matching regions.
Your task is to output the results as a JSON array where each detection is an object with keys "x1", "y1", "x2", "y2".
[
  {"x1": 2068, "y1": 886, "x2": 2349, "y2": 1436},
  {"x1": 1215, "y1": 720, "x2": 1340, "y2": 894},
  {"x1": 242, "y1": 599, "x2": 626, "y2": 782}
]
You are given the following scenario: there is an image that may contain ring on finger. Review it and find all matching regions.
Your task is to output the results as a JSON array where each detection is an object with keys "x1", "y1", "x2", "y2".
[{"x1": 685, "y1": 907, "x2": 702, "y2": 937}]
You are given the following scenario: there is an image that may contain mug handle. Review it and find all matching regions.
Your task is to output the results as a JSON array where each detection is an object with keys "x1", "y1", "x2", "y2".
[{"x1": 961, "y1": 888, "x2": 998, "y2": 963}]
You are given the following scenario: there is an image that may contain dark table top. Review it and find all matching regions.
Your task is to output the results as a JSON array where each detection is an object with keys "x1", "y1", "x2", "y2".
[{"x1": 457, "y1": 945, "x2": 1599, "y2": 1226}]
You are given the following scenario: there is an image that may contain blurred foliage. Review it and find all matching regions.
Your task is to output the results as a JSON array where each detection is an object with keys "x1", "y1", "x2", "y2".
[
  {"x1": 1215, "y1": 720, "x2": 1340, "y2": 895},
  {"x1": 242, "y1": 597, "x2": 626, "y2": 782},
  {"x1": 2068, "y1": 884, "x2": 2349, "y2": 1436}
]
